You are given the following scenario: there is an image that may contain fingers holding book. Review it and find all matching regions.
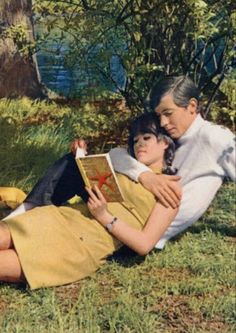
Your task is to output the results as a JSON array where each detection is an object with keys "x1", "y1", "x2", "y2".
[
  {"x1": 70, "y1": 138, "x2": 88, "y2": 156},
  {"x1": 86, "y1": 186, "x2": 110, "y2": 223}
]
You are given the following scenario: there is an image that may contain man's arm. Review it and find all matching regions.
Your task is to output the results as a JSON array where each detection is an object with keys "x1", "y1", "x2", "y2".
[
  {"x1": 156, "y1": 127, "x2": 236, "y2": 248},
  {"x1": 109, "y1": 147, "x2": 181, "y2": 208},
  {"x1": 109, "y1": 147, "x2": 150, "y2": 181},
  {"x1": 155, "y1": 176, "x2": 224, "y2": 249},
  {"x1": 220, "y1": 134, "x2": 236, "y2": 182}
]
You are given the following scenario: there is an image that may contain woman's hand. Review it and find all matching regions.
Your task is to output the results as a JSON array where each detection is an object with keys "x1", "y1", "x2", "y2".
[
  {"x1": 70, "y1": 138, "x2": 88, "y2": 155},
  {"x1": 86, "y1": 186, "x2": 111, "y2": 224}
]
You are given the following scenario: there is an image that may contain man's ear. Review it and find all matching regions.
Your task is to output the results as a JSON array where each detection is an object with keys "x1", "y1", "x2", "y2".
[{"x1": 188, "y1": 98, "x2": 198, "y2": 114}]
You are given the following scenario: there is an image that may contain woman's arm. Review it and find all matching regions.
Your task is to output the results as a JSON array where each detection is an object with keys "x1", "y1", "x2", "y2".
[{"x1": 86, "y1": 186, "x2": 178, "y2": 256}]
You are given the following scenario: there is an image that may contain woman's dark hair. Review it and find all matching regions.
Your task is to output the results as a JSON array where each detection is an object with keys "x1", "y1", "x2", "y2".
[
  {"x1": 128, "y1": 112, "x2": 176, "y2": 174},
  {"x1": 148, "y1": 75, "x2": 200, "y2": 112}
]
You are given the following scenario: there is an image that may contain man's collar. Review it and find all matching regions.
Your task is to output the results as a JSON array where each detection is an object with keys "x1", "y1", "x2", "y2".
[{"x1": 178, "y1": 114, "x2": 204, "y2": 144}]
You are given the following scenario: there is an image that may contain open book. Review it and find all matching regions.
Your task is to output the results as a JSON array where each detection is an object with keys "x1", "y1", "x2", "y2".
[{"x1": 75, "y1": 152, "x2": 124, "y2": 202}]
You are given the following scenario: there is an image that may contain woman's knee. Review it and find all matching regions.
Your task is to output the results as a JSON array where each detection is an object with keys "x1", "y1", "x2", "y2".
[
  {"x1": 0, "y1": 249, "x2": 25, "y2": 283},
  {"x1": 0, "y1": 223, "x2": 13, "y2": 250}
]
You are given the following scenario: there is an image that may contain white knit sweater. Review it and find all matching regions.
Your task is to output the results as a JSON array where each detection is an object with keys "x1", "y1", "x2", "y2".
[{"x1": 109, "y1": 115, "x2": 236, "y2": 248}]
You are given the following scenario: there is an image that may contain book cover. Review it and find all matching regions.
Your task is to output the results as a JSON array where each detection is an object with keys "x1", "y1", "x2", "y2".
[{"x1": 76, "y1": 153, "x2": 124, "y2": 202}]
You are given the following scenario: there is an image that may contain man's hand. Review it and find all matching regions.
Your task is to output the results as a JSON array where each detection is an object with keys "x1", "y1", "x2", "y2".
[
  {"x1": 138, "y1": 171, "x2": 182, "y2": 208},
  {"x1": 70, "y1": 138, "x2": 88, "y2": 155}
]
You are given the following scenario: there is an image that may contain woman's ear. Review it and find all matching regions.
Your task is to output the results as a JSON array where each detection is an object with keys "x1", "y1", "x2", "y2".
[{"x1": 163, "y1": 138, "x2": 169, "y2": 150}]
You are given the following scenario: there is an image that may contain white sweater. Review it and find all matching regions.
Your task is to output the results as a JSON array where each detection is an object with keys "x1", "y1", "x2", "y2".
[{"x1": 109, "y1": 115, "x2": 236, "y2": 249}]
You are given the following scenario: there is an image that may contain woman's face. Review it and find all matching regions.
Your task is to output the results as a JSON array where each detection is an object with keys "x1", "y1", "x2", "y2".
[{"x1": 133, "y1": 133, "x2": 168, "y2": 168}]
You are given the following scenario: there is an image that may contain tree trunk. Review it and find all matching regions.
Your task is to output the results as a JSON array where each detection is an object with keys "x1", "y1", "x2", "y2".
[{"x1": 0, "y1": 0, "x2": 46, "y2": 98}]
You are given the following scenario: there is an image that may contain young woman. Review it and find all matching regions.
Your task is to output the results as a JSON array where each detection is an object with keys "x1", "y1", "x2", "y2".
[{"x1": 0, "y1": 112, "x2": 180, "y2": 289}]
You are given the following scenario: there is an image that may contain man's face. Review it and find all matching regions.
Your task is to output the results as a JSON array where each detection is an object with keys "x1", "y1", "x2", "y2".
[{"x1": 155, "y1": 94, "x2": 198, "y2": 139}]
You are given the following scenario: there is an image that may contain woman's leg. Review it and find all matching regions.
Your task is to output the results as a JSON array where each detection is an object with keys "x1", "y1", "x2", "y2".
[
  {"x1": 0, "y1": 224, "x2": 25, "y2": 283},
  {"x1": 0, "y1": 223, "x2": 13, "y2": 250},
  {"x1": 0, "y1": 249, "x2": 25, "y2": 283}
]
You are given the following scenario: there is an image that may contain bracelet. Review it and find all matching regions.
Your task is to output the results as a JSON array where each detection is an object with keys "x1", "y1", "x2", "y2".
[{"x1": 105, "y1": 217, "x2": 118, "y2": 232}]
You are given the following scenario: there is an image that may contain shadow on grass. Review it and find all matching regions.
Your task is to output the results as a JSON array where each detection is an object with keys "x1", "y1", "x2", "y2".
[
  {"x1": 164, "y1": 220, "x2": 236, "y2": 247},
  {"x1": 188, "y1": 221, "x2": 236, "y2": 237},
  {"x1": 0, "y1": 281, "x2": 27, "y2": 291},
  {"x1": 107, "y1": 246, "x2": 146, "y2": 267}
]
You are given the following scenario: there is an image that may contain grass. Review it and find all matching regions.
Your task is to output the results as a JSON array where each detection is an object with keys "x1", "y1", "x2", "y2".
[{"x1": 0, "y1": 98, "x2": 235, "y2": 332}]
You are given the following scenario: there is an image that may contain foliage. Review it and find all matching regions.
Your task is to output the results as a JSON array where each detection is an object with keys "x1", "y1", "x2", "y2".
[
  {"x1": 2, "y1": 23, "x2": 36, "y2": 57},
  {"x1": 205, "y1": 71, "x2": 236, "y2": 130},
  {"x1": 69, "y1": 100, "x2": 131, "y2": 152},
  {"x1": 33, "y1": 0, "x2": 235, "y2": 118}
]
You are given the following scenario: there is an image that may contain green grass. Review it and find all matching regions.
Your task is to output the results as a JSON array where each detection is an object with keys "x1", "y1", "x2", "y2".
[{"x1": 0, "y1": 98, "x2": 235, "y2": 333}]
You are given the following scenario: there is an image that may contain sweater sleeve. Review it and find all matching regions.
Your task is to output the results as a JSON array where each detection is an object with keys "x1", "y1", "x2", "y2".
[
  {"x1": 109, "y1": 147, "x2": 151, "y2": 182},
  {"x1": 155, "y1": 176, "x2": 222, "y2": 249},
  {"x1": 219, "y1": 131, "x2": 236, "y2": 182}
]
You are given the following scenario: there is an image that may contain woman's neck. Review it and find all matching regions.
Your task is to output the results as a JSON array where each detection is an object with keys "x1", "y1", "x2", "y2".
[{"x1": 148, "y1": 160, "x2": 164, "y2": 170}]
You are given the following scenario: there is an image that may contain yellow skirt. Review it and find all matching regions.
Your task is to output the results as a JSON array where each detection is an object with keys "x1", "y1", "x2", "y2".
[{"x1": 3, "y1": 202, "x2": 143, "y2": 289}]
